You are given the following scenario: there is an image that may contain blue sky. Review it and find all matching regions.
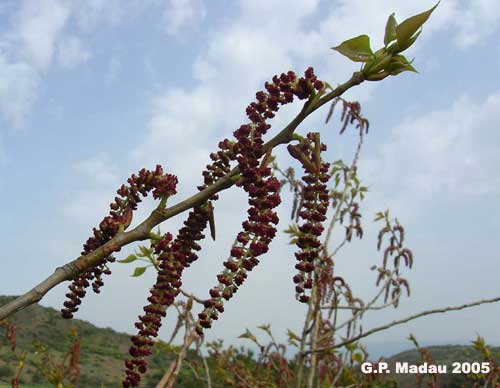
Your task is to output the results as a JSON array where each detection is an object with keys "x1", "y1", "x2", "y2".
[{"x1": 1, "y1": 0, "x2": 500, "y2": 357}]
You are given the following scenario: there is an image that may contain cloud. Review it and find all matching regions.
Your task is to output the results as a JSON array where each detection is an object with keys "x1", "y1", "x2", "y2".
[
  {"x1": 16, "y1": 0, "x2": 71, "y2": 70},
  {"x1": 61, "y1": 189, "x2": 116, "y2": 228},
  {"x1": 57, "y1": 36, "x2": 91, "y2": 69},
  {"x1": 61, "y1": 153, "x2": 121, "y2": 228},
  {"x1": 0, "y1": 56, "x2": 38, "y2": 126},
  {"x1": 359, "y1": 91, "x2": 500, "y2": 223},
  {"x1": 73, "y1": 152, "x2": 119, "y2": 185},
  {"x1": 453, "y1": 0, "x2": 500, "y2": 48},
  {"x1": 163, "y1": 0, "x2": 206, "y2": 37},
  {"x1": 0, "y1": 0, "x2": 70, "y2": 126}
]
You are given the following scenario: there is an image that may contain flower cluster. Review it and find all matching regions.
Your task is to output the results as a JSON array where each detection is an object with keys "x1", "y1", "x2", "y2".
[
  {"x1": 327, "y1": 97, "x2": 369, "y2": 135},
  {"x1": 201, "y1": 66, "x2": 324, "y2": 193},
  {"x1": 195, "y1": 68, "x2": 325, "y2": 333},
  {"x1": 61, "y1": 165, "x2": 178, "y2": 319},
  {"x1": 123, "y1": 203, "x2": 211, "y2": 387},
  {"x1": 288, "y1": 133, "x2": 331, "y2": 303}
]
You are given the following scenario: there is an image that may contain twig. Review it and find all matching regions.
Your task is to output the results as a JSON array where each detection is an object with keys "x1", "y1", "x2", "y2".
[
  {"x1": 156, "y1": 332, "x2": 197, "y2": 387},
  {"x1": 202, "y1": 356, "x2": 212, "y2": 388},
  {"x1": 178, "y1": 288, "x2": 205, "y2": 305},
  {"x1": 323, "y1": 127, "x2": 364, "y2": 256},
  {"x1": 321, "y1": 304, "x2": 393, "y2": 311},
  {"x1": 306, "y1": 295, "x2": 500, "y2": 354}
]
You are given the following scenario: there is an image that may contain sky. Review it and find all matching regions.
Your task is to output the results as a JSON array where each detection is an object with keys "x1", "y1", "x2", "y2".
[{"x1": 0, "y1": 0, "x2": 500, "y2": 358}]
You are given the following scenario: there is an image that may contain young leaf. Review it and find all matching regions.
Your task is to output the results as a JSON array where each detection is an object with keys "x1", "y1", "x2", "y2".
[
  {"x1": 287, "y1": 329, "x2": 301, "y2": 343},
  {"x1": 332, "y1": 35, "x2": 374, "y2": 62},
  {"x1": 257, "y1": 324, "x2": 272, "y2": 337},
  {"x1": 138, "y1": 246, "x2": 153, "y2": 257},
  {"x1": 118, "y1": 254, "x2": 138, "y2": 264},
  {"x1": 208, "y1": 202, "x2": 216, "y2": 241},
  {"x1": 386, "y1": 55, "x2": 418, "y2": 75},
  {"x1": 396, "y1": 3, "x2": 439, "y2": 49},
  {"x1": 384, "y1": 13, "x2": 398, "y2": 46},
  {"x1": 352, "y1": 352, "x2": 364, "y2": 364},
  {"x1": 396, "y1": 28, "x2": 422, "y2": 52},
  {"x1": 131, "y1": 267, "x2": 147, "y2": 277},
  {"x1": 238, "y1": 329, "x2": 258, "y2": 344}
]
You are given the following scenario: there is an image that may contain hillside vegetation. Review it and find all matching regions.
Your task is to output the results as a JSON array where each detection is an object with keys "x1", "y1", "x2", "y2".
[{"x1": 0, "y1": 295, "x2": 498, "y2": 387}]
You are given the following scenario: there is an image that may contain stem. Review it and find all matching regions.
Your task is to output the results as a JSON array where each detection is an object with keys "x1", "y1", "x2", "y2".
[
  {"x1": 306, "y1": 282, "x2": 321, "y2": 388},
  {"x1": 307, "y1": 294, "x2": 500, "y2": 354},
  {"x1": 296, "y1": 294, "x2": 313, "y2": 388},
  {"x1": 156, "y1": 314, "x2": 197, "y2": 388}
]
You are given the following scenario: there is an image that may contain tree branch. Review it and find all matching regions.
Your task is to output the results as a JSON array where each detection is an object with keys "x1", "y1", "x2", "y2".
[
  {"x1": 306, "y1": 295, "x2": 500, "y2": 354},
  {"x1": 0, "y1": 71, "x2": 365, "y2": 321}
]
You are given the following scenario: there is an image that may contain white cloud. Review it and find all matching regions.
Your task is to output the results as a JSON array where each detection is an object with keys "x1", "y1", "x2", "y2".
[
  {"x1": 0, "y1": 0, "x2": 69, "y2": 127},
  {"x1": 0, "y1": 0, "x2": 166, "y2": 126},
  {"x1": 16, "y1": 0, "x2": 70, "y2": 70},
  {"x1": 453, "y1": 0, "x2": 500, "y2": 48},
  {"x1": 57, "y1": 36, "x2": 90, "y2": 68},
  {"x1": 61, "y1": 189, "x2": 115, "y2": 227},
  {"x1": 0, "y1": 0, "x2": 70, "y2": 126},
  {"x1": 163, "y1": 0, "x2": 206, "y2": 37},
  {"x1": 359, "y1": 91, "x2": 500, "y2": 223},
  {"x1": 132, "y1": 87, "x2": 216, "y2": 195},
  {"x1": 73, "y1": 152, "x2": 119, "y2": 185},
  {"x1": 62, "y1": 153, "x2": 121, "y2": 227},
  {"x1": 0, "y1": 56, "x2": 38, "y2": 126}
]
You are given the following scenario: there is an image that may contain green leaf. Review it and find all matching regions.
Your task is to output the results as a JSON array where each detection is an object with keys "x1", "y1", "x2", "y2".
[
  {"x1": 238, "y1": 329, "x2": 258, "y2": 344},
  {"x1": 334, "y1": 174, "x2": 340, "y2": 188},
  {"x1": 131, "y1": 267, "x2": 147, "y2": 277},
  {"x1": 384, "y1": 13, "x2": 398, "y2": 46},
  {"x1": 287, "y1": 329, "x2": 301, "y2": 343},
  {"x1": 353, "y1": 352, "x2": 364, "y2": 363},
  {"x1": 396, "y1": 3, "x2": 439, "y2": 49},
  {"x1": 118, "y1": 254, "x2": 138, "y2": 264},
  {"x1": 284, "y1": 224, "x2": 300, "y2": 236},
  {"x1": 396, "y1": 28, "x2": 422, "y2": 52},
  {"x1": 386, "y1": 55, "x2": 418, "y2": 75},
  {"x1": 257, "y1": 324, "x2": 272, "y2": 337},
  {"x1": 138, "y1": 246, "x2": 153, "y2": 257},
  {"x1": 332, "y1": 35, "x2": 374, "y2": 62}
]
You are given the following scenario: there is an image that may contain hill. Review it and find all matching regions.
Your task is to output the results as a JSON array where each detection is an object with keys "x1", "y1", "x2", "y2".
[
  {"x1": 1, "y1": 295, "x2": 498, "y2": 387},
  {"x1": 383, "y1": 344, "x2": 500, "y2": 387},
  {"x1": 0, "y1": 295, "x2": 199, "y2": 388}
]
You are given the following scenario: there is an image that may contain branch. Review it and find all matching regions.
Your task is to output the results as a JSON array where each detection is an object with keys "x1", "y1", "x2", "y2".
[
  {"x1": 0, "y1": 71, "x2": 365, "y2": 322},
  {"x1": 156, "y1": 334, "x2": 197, "y2": 388},
  {"x1": 306, "y1": 295, "x2": 500, "y2": 354},
  {"x1": 178, "y1": 288, "x2": 205, "y2": 305}
]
